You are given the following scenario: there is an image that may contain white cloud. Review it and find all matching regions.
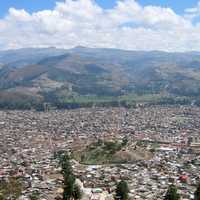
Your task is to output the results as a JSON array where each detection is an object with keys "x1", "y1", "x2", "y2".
[
  {"x1": 0, "y1": 0, "x2": 200, "y2": 51},
  {"x1": 185, "y1": 1, "x2": 200, "y2": 20}
]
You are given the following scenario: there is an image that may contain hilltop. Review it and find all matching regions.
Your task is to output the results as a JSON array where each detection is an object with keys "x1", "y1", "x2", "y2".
[{"x1": 72, "y1": 139, "x2": 153, "y2": 165}]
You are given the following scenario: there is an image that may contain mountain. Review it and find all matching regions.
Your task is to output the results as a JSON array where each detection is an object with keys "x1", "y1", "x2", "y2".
[
  {"x1": 0, "y1": 47, "x2": 68, "y2": 68},
  {"x1": 1, "y1": 47, "x2": 200, "y2": 109}
]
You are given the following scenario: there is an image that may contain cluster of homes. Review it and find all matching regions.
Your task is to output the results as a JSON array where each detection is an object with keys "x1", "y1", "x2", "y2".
[
  {"x1": 0, "y1": 106, "x2": 200, "y2": 199},
  {"x1": 73, "y1": 153, "x2": 200, "y2": 200}
]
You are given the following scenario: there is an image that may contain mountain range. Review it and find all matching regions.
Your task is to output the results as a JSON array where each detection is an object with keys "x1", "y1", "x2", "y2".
[{"x1": 1, "y1": 46, "x2": 200, "y2": 109}]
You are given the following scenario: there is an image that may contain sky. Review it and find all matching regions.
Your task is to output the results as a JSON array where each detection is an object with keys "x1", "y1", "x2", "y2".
[
  {"x1": 0, "y1": 0, "x2": 199, "y2": 16},
  {"x1": 1, "y1": 0, "x2": 200, "y2": 51}
]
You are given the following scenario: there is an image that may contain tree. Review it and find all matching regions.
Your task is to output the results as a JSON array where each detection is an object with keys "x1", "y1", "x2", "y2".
[
  {"x1": 29, "y1": 191, "x2": 40, "y2": 200},
  {"x1": 194, "y1": 183, "x2": 200, "y2": 200},
  {"x1": 164, "y1": 185, "x2": 180, "y2": 200},
  {"x1": 60, "y1": 153, "x2": 73, "y2": 178},
  {"x1": 122, "y1": 137, "x2": 128, "y2": 146},
  {"x1": 72, "y1": 184, "x2": 82, "y2": 200},
  {"x1": 115, "y1": 180, "x2": 129, "y2": 200},
  {"x1": 60, "y1": 153, "x2": 82, "y2": 200},
  {"x1": 60, "y1": 153, "x2": 75, "y2": 200},
  {"x1": 0, "y1": 194, "x2": 4, "y2": 200},
  {"x1": 63, "y1": 175, "x2": 75, "y2": 200}
]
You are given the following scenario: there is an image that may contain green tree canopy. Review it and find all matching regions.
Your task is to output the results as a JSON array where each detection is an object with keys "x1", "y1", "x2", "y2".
[
  {"x1": 164, "y1": 185, "x2": 180, "y2": 200},
  {"x1": 60, "y1": 153, "x2": 82, "y2": 200},
  {"x1": 195, "y1": 183, "x2": 200, "y2": 200},
  {"x1": 115, "y1": 180, "x2": 129, "y2": 200},
  {"x1": 0, "y1": 193, "x2": 4, "y2": 200},
  {"x1": 29, "y1": 191, "x2": 40, "y2": 200},
  {"x1": 72, "y1": 184, "x2": 82, "y2": 200}
]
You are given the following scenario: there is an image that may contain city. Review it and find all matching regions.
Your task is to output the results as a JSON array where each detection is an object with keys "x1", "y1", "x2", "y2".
[{"x1": 1, "y1": 106, "x2": 200, "y2": 199}]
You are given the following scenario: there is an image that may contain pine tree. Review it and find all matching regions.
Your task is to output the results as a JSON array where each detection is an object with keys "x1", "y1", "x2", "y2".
[
  {"x1": 60, "y1": 153, "x2": 73, "y2": 178},
  {"x1": 164, "y1": 185, "x2": 180, "y2": 200},
  {"x1": 60, "y1": 153, "x2": 82, "y2": 200},
  {"x1": 115, "y1": 180, "x2": 129, "y2": 200},
  {"x1": 194, "y1": 183, "x2": 200, "y2": 200}
]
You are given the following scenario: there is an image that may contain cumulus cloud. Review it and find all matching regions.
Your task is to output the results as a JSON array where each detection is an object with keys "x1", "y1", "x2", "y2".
[{"x1": 0, "y1": 0, "x2": 200, "y2": 51}]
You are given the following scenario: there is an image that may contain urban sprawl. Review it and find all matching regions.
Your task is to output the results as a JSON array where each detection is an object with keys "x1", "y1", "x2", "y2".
[{"x1": 1, "y1": 106, "x2": 200, "y2": 200}]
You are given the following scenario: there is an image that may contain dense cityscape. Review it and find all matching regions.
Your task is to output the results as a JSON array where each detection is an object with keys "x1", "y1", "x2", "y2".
[{"x1": 1, "y1": 105, "x2": 200, "y2": 199}]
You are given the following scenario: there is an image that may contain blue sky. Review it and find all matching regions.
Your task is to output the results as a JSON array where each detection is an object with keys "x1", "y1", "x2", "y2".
[
  {"x1": 0, "y1": 0, "x2": 199, "y2": 17},
  {"x1": 98, "y1": 0, "x2": 199, "y2": 14}
]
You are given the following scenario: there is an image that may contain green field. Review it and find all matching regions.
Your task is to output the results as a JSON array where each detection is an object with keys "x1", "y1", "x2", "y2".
[{"x1": 58, "y1": 93, "x2": 192, "y2": 109}]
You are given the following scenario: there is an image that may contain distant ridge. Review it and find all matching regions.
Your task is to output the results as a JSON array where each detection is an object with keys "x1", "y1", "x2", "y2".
[{"x1": 0, "y1": 47, "x2": 200, "y2": 109}]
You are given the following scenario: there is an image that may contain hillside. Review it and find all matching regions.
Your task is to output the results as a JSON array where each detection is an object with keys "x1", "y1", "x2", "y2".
[
  {"x1": 72, "y1": 139, "x2": 153, "y2": 164},
  {"x1": 1, "y1": 47, "x2": 200, "y2": 109}
]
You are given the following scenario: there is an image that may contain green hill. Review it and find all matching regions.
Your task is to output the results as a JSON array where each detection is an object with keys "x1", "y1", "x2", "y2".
[{"x1": 72, "y1": 140, "x2": 153, "y2": 165}]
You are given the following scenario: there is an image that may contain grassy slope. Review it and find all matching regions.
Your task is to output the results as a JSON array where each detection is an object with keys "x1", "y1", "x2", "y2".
[{"x1": 72, "y1": 140, "x2": 152, "y2": 165}]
